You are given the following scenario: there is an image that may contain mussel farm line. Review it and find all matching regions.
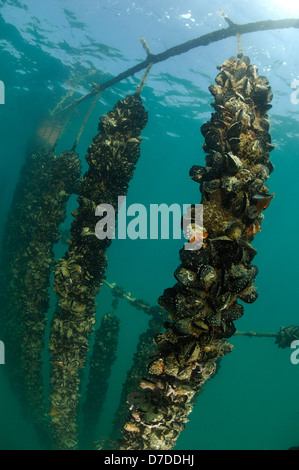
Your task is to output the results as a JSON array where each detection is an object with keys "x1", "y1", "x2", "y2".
[
  {"x1": 0, "y1": 146, "x2": 81, "y2": 448},
  {"x1": 1, "y1": 19, "x2": 297, "y2": 449},
  {"x1": 118, "y1": 54, "x2": 274, "y2": 450},
  {"x1": 111, "y1": 307, "x2": 168, "y2": 439},
  {"x1": 49, "y1": 93, "x2": 148, "y2": 450},
  {"x1": 104, "y1": 279, "x2": 299, "y2": 344},
  {"x1": 80, "y1": 313, "x2": 121, "y2": 449},
  {"x1": 52, "y1": 17, "x2": 299, "y2": 118}
]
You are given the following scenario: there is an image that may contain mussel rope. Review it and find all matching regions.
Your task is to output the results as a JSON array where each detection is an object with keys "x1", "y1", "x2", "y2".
[
  {"x1": 72, "y1": 90, "x2": 102, "y2": 152},
  {"x1": 80, "y1": 313, "x2": 121, "y2": 449},
  {"x1": 49, "y1": 81, "x2": 148, "y2": 450},
  {"x1": 117, "y1": 52, "x2": 275, "y2": 450},
  {"x1": 0, "y1": 148, "x2": 81, "y2": 449},
  {"x1": 103, "y1": 280, "x2": 299, "y2": 344}
]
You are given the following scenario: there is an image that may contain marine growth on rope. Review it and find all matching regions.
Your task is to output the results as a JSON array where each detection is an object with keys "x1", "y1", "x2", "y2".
[{"x1": 119, "y1": 54, "x2": 274, "y2": 451}]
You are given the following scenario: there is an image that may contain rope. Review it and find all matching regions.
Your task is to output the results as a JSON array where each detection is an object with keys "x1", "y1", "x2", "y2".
[{"x1": 72, "y1": 89, "x2": 101, "y2": 151}]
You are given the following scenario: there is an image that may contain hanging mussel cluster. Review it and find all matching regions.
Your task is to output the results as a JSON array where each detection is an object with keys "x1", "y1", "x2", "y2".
[
  {"x1": 275, "y1": 326, "x2": 299, "y2": 349},
  {"x1": 111, "y1": 306, "x2": 167, "y2": 440},
  {"x1": 49, "y1": 93, "x2": 148, "y2": 450},
  {"x1": 0, "y1": 148, "x2": 80, "y2": 448},
  {"x1": 81, "y1": 313, "x2": 121, "y2": 449},
  {"x1": 119, "y1": 54, "x2": 274, "y2": 450},
  {"x1": 1, "y1": 148, "x2": 57, "y2": 394}
]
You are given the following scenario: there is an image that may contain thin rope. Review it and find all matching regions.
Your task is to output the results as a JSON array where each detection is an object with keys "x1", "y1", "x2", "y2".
[
  {"x1": 72, "y1": 90, "x2": 102, "y2": 151},
  {"x1": 136, "y1": 63, "x2": 153, "y2": 95},
  {"x1": 237, "y1": 33, "x2": 243, "y2": 57}
]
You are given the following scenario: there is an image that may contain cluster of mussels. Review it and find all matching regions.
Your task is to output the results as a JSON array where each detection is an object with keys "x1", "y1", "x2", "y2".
[
  {"x1": 81, "y1": 313, "x2": 120, "y2": 449},
  {"x1": 49, "y1": 93, "x2": 148, "y2": 450},
  {"x1": 111, "y1": 307, "x2": 168, "y2": 440},
  {"x1": 0, "y1": 148, "x2": 80, "y2": 448},
  {"x1": 275, "y1": 326, "x2": 299, "y2": 349},
  {"x1": 119, "y1": 55, "x2": 274, "y2": 450}
]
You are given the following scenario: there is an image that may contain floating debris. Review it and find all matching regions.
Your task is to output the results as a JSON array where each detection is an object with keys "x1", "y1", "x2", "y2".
[{"x1": 118, "y1": 54, "x2": 274, "y2": 450}]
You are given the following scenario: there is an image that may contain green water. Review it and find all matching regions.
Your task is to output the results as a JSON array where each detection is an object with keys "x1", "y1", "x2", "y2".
[{"x1": 0, "y1": 0, "x2": 299, "y2": 450}]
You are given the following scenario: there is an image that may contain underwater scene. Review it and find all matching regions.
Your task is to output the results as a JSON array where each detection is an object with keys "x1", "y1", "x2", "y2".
[{"x1": 0, "y1": 0, "x2": 299, "y2": 452}]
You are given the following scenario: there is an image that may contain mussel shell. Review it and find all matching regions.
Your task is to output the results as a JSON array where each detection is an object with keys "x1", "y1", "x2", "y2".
[
  {"x1": 201, "y1": 122, "x2": 211, "y2": 137},
  {"x1": 175, "y1": 292, "x2": 205, "y2": 318},
  {"x1": 266, "y1": 142, "x2": 275, "y2": 152},
  {"x1": 211, "y1": 113, "x2": 228, "y2": 129},
  {"x1": 259, "y1": 130, "x2": 272, "y2": 144},
  {"x1": 267, "y1": 90, "x2": 273, "y2": 103},
  {"x1": 225, "y1": 152, "x2": 242, "y2": 174},
  {"x1": 241, "y1": 55, "x2": 251, "y2": 66},
  {"x1": 238, "y1": 285, "x2": 258, "y2": 303},
  {"x1": 252, "y1": 192, "x2": 273, "y2": 202},
  {"x1": 189, "y1": 165, "x2": 206, "y2": 183},
  {"x1": 209, "y1": 278, "x2": 222, "y2": 298},
  {"x1": 193, "y1": 318, "x2": 209, "y2": 331},
  {"x1": 212, "y1": 291, "x2": 232, "y2": 311},
  {"x1": 158, "y1": 287, "x2": 178, "y2": 313},
  {"x1": 202, "y1": 179, "x2": 221, "y2": 194},
  {"x1": 233, "y1": 67, "x2": 247, "y2": 81},
  {"x1": 205, "y1": 166, "x2": 218, "y2": 179},
  {"x1": 179, "y1": 248, "x2": 210, "y2": 271},
  {"x1": 266, "y1": 160, "x2": 274, "y2": 174},
  {"x1": 245, "y1": 204, "x2": 259, "y2": 220},
  {"x1": 249, "y1": 178, "x2": 265, "y2": 196},
  {"x1": 247, "y1": 64, "x2": 258, "y2": 80},
  {"x1": 222, "y1": 175, "x2": 239, "y2": 195},
  {"x1": 204, "y1": 129, "x2": 224, "y2": 153},
  {"x1": 198, "y1": 265, "x2": 217, "y2": 289},
  {"x1": 206, "y1": 311, "x2": 222, "y2": 327},
  {"x1": 205, "y1": 152, "x2": 225, "y2": 175},
  {"x1": 224, "y1": 221, "x2": 243, "y2": 239},
  {"x1": 258, "y1": 75, "x2": 270, "y2": 86},
  {"x1": 228, "y1": 264, "x2": 258, "y2": 294},
  {"x1": 220, "y1": 56, "x2": 238, "y2": 68},
  {"x1": 214, "y1": 93, "x2": 229, "y2": 106},
  {"x1": 174, "y1": 265, "x2": 197, "y2": 287},
  {"x1": 209, "y1": 84, "x2": 222, "y2": 96},
  {"x1": 215, "y1": 73, "x2": 225, "y2": 86},
  {"x1": 252, "y1": 164, "x2": 269, "y2": 182},
  {"x1": 227, "y1": 121, "x2": 242, "y2": 140},
  {"x1": 231, "y1": 191, "x2": 249, "y2": 217},
  {"x1": 210, "y1": 236, "x2": 243, "y2": 267},
  {"x1": 222, "y1": 320, "x2": 236, "y2": 339},
  {"x1": 229, "y1": 137, "x2": 241, "y2": 149},
  {"x1": 254, "y1": 84, "x2": 271, "y2": 104},
  {"x1": 262, "y1": 104, "x2": 272, "y2": 112},
  {"x1": 260, "y1": 118, "x2": 270, "y2": 132},
  {"x1": 148, "y1": 358, "x2": 164, "y2": 376},
  {"x1": 223, "y1": 302, "x2": 244, "y2": 321},
  {"x1": 174, "y1": 319, "x2": 194, "y2": 336},
  {"x1": 239, "y1": 240, "x2": 257, "y2": 264}
]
